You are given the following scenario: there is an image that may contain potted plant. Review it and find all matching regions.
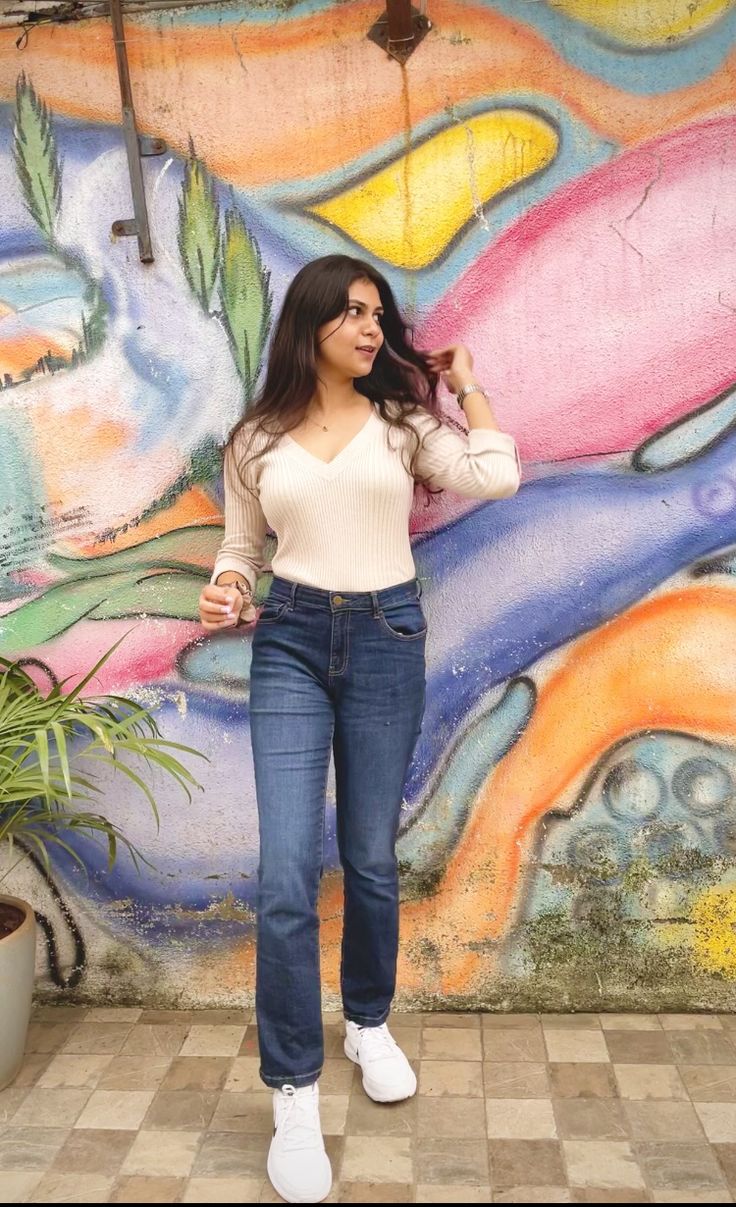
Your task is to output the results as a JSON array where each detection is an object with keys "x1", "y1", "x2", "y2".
[{"x1": 0, "y1": 639, "x2": 204, "y2": 1089}]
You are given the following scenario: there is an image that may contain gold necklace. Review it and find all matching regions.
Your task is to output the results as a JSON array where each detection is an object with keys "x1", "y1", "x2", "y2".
[{"x1": 305, "y1": 413, "x2": 329, "y2": 432}]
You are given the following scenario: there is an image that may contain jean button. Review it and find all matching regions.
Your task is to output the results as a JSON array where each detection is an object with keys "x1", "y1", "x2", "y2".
[{"x1": 333, "y1": 595, "x2": 345, "y2": 606}]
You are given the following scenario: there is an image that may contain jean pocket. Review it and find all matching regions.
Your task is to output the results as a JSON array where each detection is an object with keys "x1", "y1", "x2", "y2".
[
  {"x1": 377, "y1": 600, "x2": 427, "y2": 641},
  {"x1": 257, "y1": 599, "x2": 291, "y2": 625}
]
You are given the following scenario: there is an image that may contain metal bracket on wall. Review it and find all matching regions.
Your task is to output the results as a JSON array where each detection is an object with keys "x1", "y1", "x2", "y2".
[
  {"x1": 367, "y1": 0, "x2": 431, "y2": 64},
  {"x1": 109, "y1": 0, "x2": 165, "y2": 262}
]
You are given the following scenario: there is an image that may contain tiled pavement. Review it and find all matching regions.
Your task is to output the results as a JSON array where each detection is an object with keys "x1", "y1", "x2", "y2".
[{"x1": 3, "y1": 1010, "x2": 736, "y2": 1202}]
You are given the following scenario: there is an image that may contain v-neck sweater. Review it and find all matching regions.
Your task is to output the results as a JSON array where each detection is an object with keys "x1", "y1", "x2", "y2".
[{"x1": 212, "y1": 407, "x2": 521, "y2": 593}]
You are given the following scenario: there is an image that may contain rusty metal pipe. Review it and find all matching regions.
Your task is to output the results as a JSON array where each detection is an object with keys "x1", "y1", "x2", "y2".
[
  {"x1": 386, "y1": 0, "x2": 414, "y2": 44},
  {"x1": 109, "y1": 0, "x2": 154, "y2": 262}
]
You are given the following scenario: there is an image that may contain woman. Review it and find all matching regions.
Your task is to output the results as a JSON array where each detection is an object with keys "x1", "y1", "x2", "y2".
[{"x1": 199, "y1": 254, "x2": 520, "y2": 1203}]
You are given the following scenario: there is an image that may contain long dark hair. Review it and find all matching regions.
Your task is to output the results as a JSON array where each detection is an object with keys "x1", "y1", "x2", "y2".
[{"x1": 228, "y1": 254, "x2": 441, "y2": 481}]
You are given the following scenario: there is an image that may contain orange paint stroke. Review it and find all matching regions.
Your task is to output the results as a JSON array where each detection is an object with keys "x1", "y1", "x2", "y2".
[
  {"x1": 62, "y1": 486, "x2": 222, "y2": 558},
  {"x1": 1, "y1": 2, "x2": 734, "y2": 187},
  {"x1": 0, "y1": 333, "x2": 72, "y2": 378}
]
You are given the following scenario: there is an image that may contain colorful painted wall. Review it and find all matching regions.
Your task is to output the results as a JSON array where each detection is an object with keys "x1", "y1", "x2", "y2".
[{"x1": 2, "y1": 0, "x2": 736, "y2": 1009}]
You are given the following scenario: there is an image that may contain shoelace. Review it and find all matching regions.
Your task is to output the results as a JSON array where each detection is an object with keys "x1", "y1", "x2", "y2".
[
  {"x1": 276, "y1": 1085, "x2": 323, "y2": 1152},
  {"x1": 357, "y1": 1024, "x2": 400, "y2": 1064}
]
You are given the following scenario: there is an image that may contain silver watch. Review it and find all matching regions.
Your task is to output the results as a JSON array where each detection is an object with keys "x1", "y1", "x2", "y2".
[{"x1": 456, "y1": 383, "x2": 488, "y2": 408}]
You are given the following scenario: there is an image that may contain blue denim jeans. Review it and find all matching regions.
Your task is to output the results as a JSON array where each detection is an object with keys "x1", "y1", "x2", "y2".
[{"x1": 249, "y1": 575, "x2": 426, "y2": 1089}]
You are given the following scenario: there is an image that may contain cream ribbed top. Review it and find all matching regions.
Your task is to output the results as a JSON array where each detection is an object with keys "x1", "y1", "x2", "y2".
[{"x1": 212, "y1": 407, "x2": 521, "y2": 593}]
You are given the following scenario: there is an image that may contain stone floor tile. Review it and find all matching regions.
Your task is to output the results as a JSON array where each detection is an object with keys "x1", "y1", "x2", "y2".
[
  {"x1": 415, "y1": 1185, "x2": 492, "y2": 1202},
  {"x1": 418, "y1": 1094, "x2": 487, "y2": 1138},
  {"x1": 667, "y1": 1031, "x2": 736, "y2": 1066},
  {"x1": 157, "y1": 1056, "x2": 231, "y2": 1093},
  {"x1": 346, "y1": 1089, "x2": 417, "y2": 1136},
  {"x1": 604, "y1": 1031, "x2": 672, "y2": 1065},
  {"x1": 552, "y1": 1099, "x2": 627, "y2": 1140},
  {"x1": 719, "y1": 1016, "x2": 736, "y2": 1031},
  {"x1": 0, "y1": 1128, "x2": 70, "y2": 1172},
  {"x1": 10, "y1": 1055, "x2": 53, "y2": 1088},
  {"x1": 569, "y1": 1192, "x2": 651, "y2": 1202},
  {"x1": 318, "y1": 1058, "x2": 356, "y2": 1095},
  {"x1": 192, "y1": 1131, "x2": 268, "y2": 1179},
  {"x1": 548, "y1": 1064, "x2": 618, "y2": 1099},
  {"x1": 28, "y1": 1170, "x2": 114, "y2": 1202},
  {"x1": 0, "y1": 1086, "x2": 30, "y2": 1125},
  {"x1": 221, "y1": 1057, "x2": 268, "y2": 1095},
  {"x1": 484, "y1": 1062, "x2": 551, "y2": 1098},
  {"x1": 651, "y1": 1192, "x2": 733, "y2": 1203},
  {"x1": 659, "y1": 1015, "x2": 724, "y2": 1031},
  {"x1": 423, "y1": 1012, "x2": 481, "y2": 1028},
  {"x1": 321, "y1": 1011, "x2": 344, "y2": 1027},
  {"x1": 695, "y1": 1102, "x2": 736, "y2": 1143},
  {"x1": 318, "y1": 1094, "x2": 350, "y2": 1136},
  {"x1": 85, "y1": 1008, "x2": 142, "y2": 1024},
  {"x1": 421, "y1": 1028, "x2": 483, "y2": 1061},
  {"x1": 541, "y1": 1016, "x2": 602, "y2": 1030},
  {"x1": 97, "y1": 1055, "x2": 172, "y2": 1092},
  {"x1": 209, "y1": 1090, "x2": 273, "y2": 1133},
  {"x1": 236, "y1": 1025, "x2": 260, "y2": 1058},
  {"x1": 599, "y1": 1015, "x2": 662, "y2": 1031},
  {"x1": 141, "y1": 1089, "x2": 219, "y2": 1131},
  {"x1": 119, "y1": 1026, "x2": 190, "y2": 1057},
  {"x1": 179, "y1": 1025, "x2": 246, "y2": 1058},
  {"x1": 323, "y1": 1027, "x2": 347, "y2": 1058},
  {"x1": 482, "y1": 1014, "x2": 541, "y2": 1029},
  {"x1": 60, "y1": 1024, "x2": 133, "y2": 1056},
  {"x1": 8, "y1": 1086, "x2": 92, "y2": 1129},
  {"x1": 31, "y1": 1006, "x2": 88, "y2": 1022},
  {"x1": 613, "y1": 1063, "x2": 688, "y2": 1100},
  {"x1": 493, "y1": 1189, "x2": 572, "y2": 1203},
  {"x1": 388, "y1": 1010, "x2": 422, "y2": 1028},
  {"x1": 340, "y1": 1135, "x2": 412, "y2": 1183},
  {"x1": 488, "y1": 1139, "x2": 566, "y2": 1188},
  {"x1": 120, "y1": 1129, "x2": 201, "y2": 1178},
  {"x1": 182, "y1": 1176, "x2": 264, "y2": 1203},
  {"x1": 0, "y1": 1172, "x2": 43, "y2": 1201},
  {"x1": 415, "y1": 1136, "x2": 489, "y2": 1184},
  {"x1": 50, "y1": 1128, "x2": 135, "y2": 1175},
  {"x1": 74, "y1": 1090, "x2": 156, "y2": 1130},
  {"x1": 109, "y1": 1175, "x2": 185, "y2": 1202},
  {"x1": 571, "y1": 1191, "x2": 651, "y2": 1203},
  {"x1": 563, "y1": 1140, "x2": 645, "y2": 1189},
  {"x1": 36, "y1": 1054, "x2": 113, "y2": 1090},
  {"x1": 623, "y1": 1099, "x2": 705, "y2": 1141},
  {"x1": 483, "y1": 1029, "x2": 546, "y2": 1063},
  {"x1": 24, "y1": 1024, "x2": 77, "y2": 1055},
  {"x1": 338, "y1": 1181, "x2": 414, "y2": 1201},
  {"x1": 545, "y1": 1032, "x2": 610, "y2": 1064},
  {"x1": 635, "y1": 1141, "x2": 727, "y2": 1191},
  {"x1": 191, "y1": 1010, "x2": 249, "y2": 1027},
  {"x1": 419, "y1": 1059, "x2": 484, "y2": 1096},
  {"x1": 137, "y1": 1011, "x2": 197, "y2": 1025},
  {"x1": 486, "y1": 1099, "x2": 557, "y2": 1139},
  {"x1": 713, "y1": 1140, "x2": 736, "y2": 1185},
  {"x1": 681, "y1": 1065, "x2": 736, "y2": 1101}
]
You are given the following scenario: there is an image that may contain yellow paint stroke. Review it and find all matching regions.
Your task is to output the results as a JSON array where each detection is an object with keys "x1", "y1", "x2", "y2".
[
  {"x1": 310, "y1": 110, "x2": 558, "y2": 270},
  {"x1": 221, "y1": 584, "x2": 736, "y2": 999},
  {"x1": 549, "y1": 0, "x2": 735, "y2": 47},
  {"x1": 692, "y1": 886, "x2": 736, "y2": 977}
]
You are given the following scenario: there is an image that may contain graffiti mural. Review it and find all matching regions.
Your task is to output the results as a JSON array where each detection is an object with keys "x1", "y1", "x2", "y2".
[{"x1": 1, "y1": 0, "x2": 736, "y2": 1008}]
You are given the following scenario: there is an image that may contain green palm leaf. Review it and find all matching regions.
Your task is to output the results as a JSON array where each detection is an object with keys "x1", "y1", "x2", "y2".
[
  {"x1": 219, "y1": 208, "x2": 272, "y2": 397},
  {"x1": 178, "y1": 150, "x2": 220, "y2": 312},
  {"x1": 13, "y1": 72, "x2": 62, "y2": 244}
]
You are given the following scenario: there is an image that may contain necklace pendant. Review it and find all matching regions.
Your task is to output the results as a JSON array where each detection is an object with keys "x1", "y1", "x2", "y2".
[{"x1": 322, "y1": 425, "x2": 328, "y2": 432}]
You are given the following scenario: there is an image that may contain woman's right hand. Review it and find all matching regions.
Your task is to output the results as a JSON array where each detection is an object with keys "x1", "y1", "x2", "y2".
[{"x1": 198, "y1": 583, "x2": 255, "y2": 630}]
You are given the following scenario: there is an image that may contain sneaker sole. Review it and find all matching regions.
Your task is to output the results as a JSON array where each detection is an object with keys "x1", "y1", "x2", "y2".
[
  {"x1": 267, "y1": 1149, "x2": 332, "y2": 1204},
  {"x1": 344, "y1": 1038, "x2": 417, "y2": 1103}
]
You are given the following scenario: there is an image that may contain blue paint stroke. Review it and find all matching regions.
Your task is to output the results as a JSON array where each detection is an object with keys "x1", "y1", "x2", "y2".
[{"x1": 634, "y1": 382, "x2": 736, "y2": 471}]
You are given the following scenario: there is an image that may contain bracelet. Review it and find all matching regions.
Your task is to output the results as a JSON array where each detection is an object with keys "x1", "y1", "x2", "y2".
[
  {"x1": 456, "y1": 383, "x2": 488, "y2": 409},
  {"x1": 216, "y1": 575, "x2": 252, "y2": 601}
]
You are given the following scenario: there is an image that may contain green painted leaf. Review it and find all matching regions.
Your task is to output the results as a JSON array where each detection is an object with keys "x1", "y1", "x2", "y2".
[
  {"x1": 219, "y1": 209, "x2": 272, "y2": 395},
  {"x1": 14, "y1": 73, "x2": 62, "y2": 243},
  {"x1": 178, "y1": 152, "x2": 220, "y2": 312}
]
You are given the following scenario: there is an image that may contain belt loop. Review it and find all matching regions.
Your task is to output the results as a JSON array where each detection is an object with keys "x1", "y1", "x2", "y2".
[
  {"x1": 290, "y1": 581, "x2": 298, "y2": 609},
  {"x1": 371, "y1": 591, "x2": 380, "y2": 618},
  {"x1": 416, "y1": 578, "x2": 423, "y2": 600}
]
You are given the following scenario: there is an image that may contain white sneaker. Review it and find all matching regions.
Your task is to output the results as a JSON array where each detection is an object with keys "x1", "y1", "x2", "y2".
[
  {"x1": 267, "y1": 1082, "x2": 332, "y2": 1204},
  {"x1": 344, "y1": 1020, "x2": 417, "y2": 1103}
]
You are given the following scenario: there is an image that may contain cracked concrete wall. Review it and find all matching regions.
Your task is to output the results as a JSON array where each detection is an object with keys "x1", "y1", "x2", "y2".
[{"x1": 2, "y1": 0, "x2": 736, "y2": 1009}]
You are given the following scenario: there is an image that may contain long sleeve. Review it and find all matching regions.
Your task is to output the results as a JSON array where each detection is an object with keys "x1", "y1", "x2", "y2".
[
  {"x1": 211, "y1": 439, "x2": 268, "y2": 592},
  {"x1": 412, "y1": 412, "x2": 522, "y2": 499}
]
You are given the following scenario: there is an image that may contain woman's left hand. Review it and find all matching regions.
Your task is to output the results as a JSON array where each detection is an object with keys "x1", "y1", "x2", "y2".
[{"x1": 426, "y1": 344, "x2": 475, "y2": 396}]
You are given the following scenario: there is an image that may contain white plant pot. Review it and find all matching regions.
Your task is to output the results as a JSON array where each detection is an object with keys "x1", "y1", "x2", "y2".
[{"x1": 0, "y1": 895, "x2": 36, "y2": 1090}]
